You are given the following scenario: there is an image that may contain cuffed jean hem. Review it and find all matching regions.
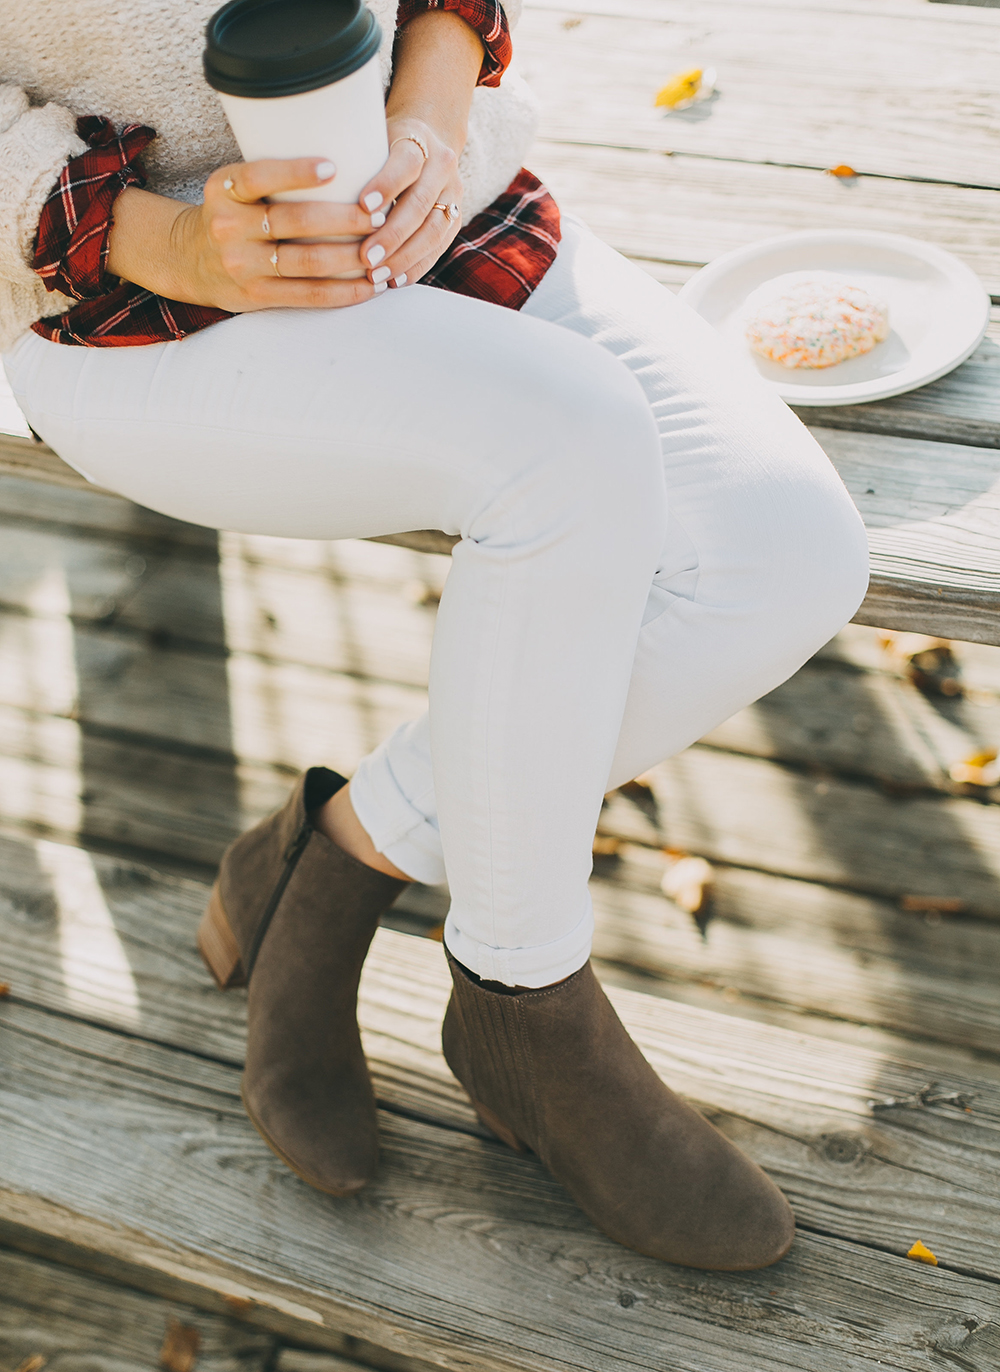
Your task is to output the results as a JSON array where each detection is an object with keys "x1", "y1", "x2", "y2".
[
  {"x1": 442, "y1": 904, "x2": 594, "y2": 988},
  {"x1": 349, "y1": 732, "x2": 447, "y2": 886}
]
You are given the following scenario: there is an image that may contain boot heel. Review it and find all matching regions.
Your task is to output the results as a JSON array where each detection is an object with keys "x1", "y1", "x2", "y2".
[
  {"x1": 198, "y1": 884, "x2": 246, "y2": 990},
  {"x1": 472, "y1": 1099, "x2": 527, "y2": 1153}
]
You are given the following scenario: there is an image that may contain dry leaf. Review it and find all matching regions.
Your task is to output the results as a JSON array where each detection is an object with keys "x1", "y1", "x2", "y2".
[
  {"x1": 908, "y1": 646, "x2": 962, "y2": 697},
  {"x1": 654, "y1": 66, "x2": 716, "y2": 110},
  {"x1": 593, "y1": 833, "x2": 622, "y2": 857},
  {"x1": 949, "y1": 748, "x2": 1000, "y2": 787},
  {"x1": 900, "y1": 895, "x2": 964, "y2": 914},
  {"x1": 160, "y1": 1319, "x2": 201, "y2": 1372},
  {"x1": 16, "y1": 1357, "x2": 46, "y2": 1372},
  {"x1": 906, "y1": 1239, "x2": 938, "y2": 1266},
  {"x1": 661, "y1": 853, "x2": 713, "y2": 915},
  {"x1": 825, "y1": 164, "x2": 857, "y2": 178},
  {"x1": 0, "y1": 981, "x2": 10, "y2": 997},
  {"x1": 222, "y1": 1294, "x2": 254, "y2": 1316},
  {"x1": 562, "y1": 15, "x2": 582, "y2": 28},
  {"x1": 426, "y1": 922, "x2": 445, "y2": 943}
]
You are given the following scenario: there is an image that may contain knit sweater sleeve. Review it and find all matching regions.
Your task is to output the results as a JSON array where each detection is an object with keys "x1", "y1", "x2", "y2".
[{"x1": 0, "y1": 83, "x2": 86, "y2": 351}]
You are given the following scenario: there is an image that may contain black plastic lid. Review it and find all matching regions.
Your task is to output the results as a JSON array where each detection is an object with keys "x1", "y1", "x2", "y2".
[{"x1": 204, "y1": 0, "x2": 382, "y2": 99}]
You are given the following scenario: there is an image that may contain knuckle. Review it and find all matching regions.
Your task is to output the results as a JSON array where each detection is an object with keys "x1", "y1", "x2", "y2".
[
  {"x1": 306, "y1": 281, "x2": 336, "y2": 308},
  {"x1": 218, "y1": 245, "x2": 243, "y2": 274}
]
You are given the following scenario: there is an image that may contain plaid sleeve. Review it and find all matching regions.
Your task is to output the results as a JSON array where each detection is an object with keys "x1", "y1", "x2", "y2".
[
  {"x1": 32, "y1": 115, "x2": 156, "y2": 300},
  {"x1": 396, "y1": 0, "x2": 512, "y2": 87}
]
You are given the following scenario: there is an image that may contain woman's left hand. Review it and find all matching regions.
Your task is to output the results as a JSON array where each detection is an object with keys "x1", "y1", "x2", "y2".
[{"x1": 357, "y1": 117, "x2": 463, "y2": 289}]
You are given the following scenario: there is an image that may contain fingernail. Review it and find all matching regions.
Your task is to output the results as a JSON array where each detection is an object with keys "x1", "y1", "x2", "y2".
[
  {"x1": 373, "y1": 280, "x2": 388, "y2": 294},
  {"x1": 316, "y1": 161, "x2": 336, "y2": 180},
  {"x1": 366, "y1": 243, "x2": 386, "y2": 266},
  {"x1": 371, "y1": 265, "x2": 391, "y2": 284},
  {"x1": 369, "y1": 210, "x2": 386, "y2": 229},
  {"x1": 393, "y1": 273, "x2": 407, "y2": 287},
  {"x1": 363, "y1": 191, "x2": 383, "y2": 211}
]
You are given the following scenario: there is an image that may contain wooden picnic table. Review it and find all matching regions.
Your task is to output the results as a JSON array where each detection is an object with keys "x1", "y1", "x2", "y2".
[{"x1": 2, "y1": 3, "x2": 1000, "y2": 1370}]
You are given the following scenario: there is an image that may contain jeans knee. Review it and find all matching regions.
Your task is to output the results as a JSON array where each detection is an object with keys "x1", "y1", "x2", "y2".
[{"x1": 481, "y1": 338, "x2": 666, "y2": 557}]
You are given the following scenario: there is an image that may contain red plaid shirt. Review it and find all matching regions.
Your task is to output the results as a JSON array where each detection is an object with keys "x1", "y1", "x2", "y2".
[{"x1": 31, "y1": 0, "x2": 559, "y2": 347}]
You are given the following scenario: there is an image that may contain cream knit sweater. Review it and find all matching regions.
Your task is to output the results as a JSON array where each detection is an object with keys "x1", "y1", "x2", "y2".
[{"x1": 0, "y1": 0, "x2": 537, "y2": 352}]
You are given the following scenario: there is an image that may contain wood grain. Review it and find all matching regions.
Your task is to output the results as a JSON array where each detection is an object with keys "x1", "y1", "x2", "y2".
[
  {"x1": 0, "y1": 1246, "x2": 277, "y2": 1372},
  {"x1": 528, "y1": 140, "x2": 1000, "y2": 293},
  {"x1": 3, "y1": 832, "x2": 1000, "y2": 1284},
  {"x1": 518, "y1": 1, "x2": 1000, "y2": 187},
  {"x1": 2, "y1": 970, "x2": 1000, "y2": 1368}
]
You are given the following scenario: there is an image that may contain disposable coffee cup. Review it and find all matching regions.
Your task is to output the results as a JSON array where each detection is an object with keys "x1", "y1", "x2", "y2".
[{"x1": 204, "y1": 0, "x2": 389, "y2": 277}]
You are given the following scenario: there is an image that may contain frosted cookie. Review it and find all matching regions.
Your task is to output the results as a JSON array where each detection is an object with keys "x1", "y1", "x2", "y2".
[{"x1": 744, "y1": 271, "x2": 889, "y2": 369}]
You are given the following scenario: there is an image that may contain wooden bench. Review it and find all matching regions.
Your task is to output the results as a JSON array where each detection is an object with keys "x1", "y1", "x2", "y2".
[{"x1": 3, "y1": 2, "x2": 1000, "y2": 1368}]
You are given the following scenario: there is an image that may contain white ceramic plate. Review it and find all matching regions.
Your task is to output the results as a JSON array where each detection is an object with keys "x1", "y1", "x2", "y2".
[{"x1": 678, "y1": 230, "x2": 991, "y2": 406}]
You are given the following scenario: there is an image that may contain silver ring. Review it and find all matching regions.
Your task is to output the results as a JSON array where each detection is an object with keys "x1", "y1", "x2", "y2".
[
  {"x1": 262, "y1": 212, "x2": 271, "y2": 238},
  {"x1": 270, "y1": 248, "x2": 282, "y2": 277}
]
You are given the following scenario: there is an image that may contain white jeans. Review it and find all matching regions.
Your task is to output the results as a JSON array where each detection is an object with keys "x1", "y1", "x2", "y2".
[{"x1": 4, "y1": 216, "x2": 869, "y2": 986}]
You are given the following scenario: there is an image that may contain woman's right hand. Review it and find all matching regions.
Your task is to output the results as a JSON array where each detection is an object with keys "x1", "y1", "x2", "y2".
[{"x1": 107, "y1": 158, "x2": 387, "y2": 312}]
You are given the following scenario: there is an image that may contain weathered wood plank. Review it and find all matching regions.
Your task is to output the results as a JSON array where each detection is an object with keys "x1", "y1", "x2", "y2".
[
  {"x1": 2, "y1": 832, "x2": 1000, "y2": 1285},
  {"x1": 702, "y1": 658, "x2": 1000, "y2": 798},
  {"x1": 602, "y1": 743, "x2": 1000, "y2": 919},
  {"x1": 0, "y1": 1246, "x2": 277, "y2": 1372},
  {"x1": 3, "y1": 976, "x2": 1000, "y2": 1367},
  {"x1": 816, "y1": 426, "x2": 1000, "y2": 645},
  {"x1": 528, "y1": 140, "x2": 1000, "y2": 294},
  {"x1": 590, "y1": 848, "x2": 1000, "y2": 1057},
  {"x1": 792, "y1": 313, "x2": 1000, "y2": 449},
  {"x1": 8, "y1": 602, "x2": 995, "y2": 799},
  {"x1": 2, "y1": 670, "x2": 1000, "y2": 912},
  {"x1": 518, "y1": 1, "x2": 1000, "y2": 187},
  {"x1": 3, "y1": 823, "x2": 998, "y2": 1122}
]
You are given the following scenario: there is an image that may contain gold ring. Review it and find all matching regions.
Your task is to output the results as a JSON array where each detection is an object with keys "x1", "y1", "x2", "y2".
[
  {"x1": 270, "y1": 248, "x2": 282, "y2": 277},
  {"x1": 223, "y1": 176, "x2": 252, "y2": 204},
  {"x1": 433, "y1": 202, "x2": 461, "y2": 224},
  {"x1": 389, "y1": 134, "x2": 429, "y2": 161}
]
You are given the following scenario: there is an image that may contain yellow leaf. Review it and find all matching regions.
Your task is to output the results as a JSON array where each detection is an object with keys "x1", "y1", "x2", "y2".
[
  {"x1": 16, "y1": 1357, "x2": 46, "y2": 1372},
  {"x1": 906, "y1": 1240, "x2": 938, "y2": 1266},
  {"x1": 949, "y1": 747, "x2": 1000, "y2": 787},
  {"x1": 0, "y1": 981, "x2": 10, "y2": 997},
  {"x1": 655, "y1": 68, "x2": 703, "y2": 109},
  {"x1": 826, "y1": 163, "x2": 857, "y2": 178}
]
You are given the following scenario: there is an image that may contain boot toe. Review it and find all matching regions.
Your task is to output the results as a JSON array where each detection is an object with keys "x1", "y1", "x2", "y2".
[{"x1": 242, "y1": 1079, "x2": 378, "y2": 1196}]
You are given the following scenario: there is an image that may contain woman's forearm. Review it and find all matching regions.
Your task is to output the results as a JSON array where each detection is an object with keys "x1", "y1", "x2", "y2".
[{"x1": 386, "y1": 10, "x2": 484, "y2": 156}]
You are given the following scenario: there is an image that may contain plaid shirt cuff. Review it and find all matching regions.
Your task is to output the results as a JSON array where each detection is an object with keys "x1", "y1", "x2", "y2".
[
  {"x1": 422, "y1": 169, "x2": 560, "y2": 310},
  {"x1": 33, "y1": 116, "x2": 156, "y2": 300},
  {"x1": 32, "y1": 116, "x2": 232, "y2": 346},
  {"x1": 396, "y1": 0, "x2": 512, "y2": 87}
]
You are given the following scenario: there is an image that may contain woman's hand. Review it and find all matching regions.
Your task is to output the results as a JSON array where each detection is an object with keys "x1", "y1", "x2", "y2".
[
  {"x1": 354, "y1": 117, "x2": 464, "y2": 290},
  {"x1": 106, "y1": 160, "x2": 388, "y2": 312}
]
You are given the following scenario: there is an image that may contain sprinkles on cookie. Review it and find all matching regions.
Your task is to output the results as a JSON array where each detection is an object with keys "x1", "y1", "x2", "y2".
[{"x1": 744, "y1": 272, "x2": 890, "y2": 369}]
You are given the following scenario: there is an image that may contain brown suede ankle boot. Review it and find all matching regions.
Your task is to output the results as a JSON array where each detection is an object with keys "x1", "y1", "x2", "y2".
[
  {"x1": 442, "y1": 951, "x2": 795, "y2": 1270},
  {"x1": 198, "y1": 767, "x2": 404, "y2": 1195}
]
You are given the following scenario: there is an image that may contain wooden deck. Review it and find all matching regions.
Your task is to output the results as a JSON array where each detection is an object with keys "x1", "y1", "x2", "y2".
[{"x1": 3, "y1": 1, "x2": 1000, "y2": 1368}]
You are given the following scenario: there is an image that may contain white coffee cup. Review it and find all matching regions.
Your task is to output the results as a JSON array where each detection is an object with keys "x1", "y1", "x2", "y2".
[{"x1": 204, "y1": 0, "x2": 388, "y2": 278}]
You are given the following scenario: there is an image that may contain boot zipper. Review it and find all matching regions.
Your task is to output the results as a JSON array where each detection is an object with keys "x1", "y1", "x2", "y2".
[{"x1": 244, "y1": 820, "x2": 313, "y2": 980}]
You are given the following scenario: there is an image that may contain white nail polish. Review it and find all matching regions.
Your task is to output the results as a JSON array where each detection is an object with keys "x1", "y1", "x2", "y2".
[
  {"x1": 373, "y1": 280, "x2": 388, "y2": 294},
  {"x1": 316, "y1": 161, "x2": 336, "y2": 180},
  {"x1": 371, "y1": 265, "x2": 391, "y2": 283},
  {"x1": 393, "y1": 273, "x2": 407, "y2": 287},
  {"x1": 369, "y1": 210, "x2": 386, "y2": 229},
  {"x1": 366, "y1": 243, "x2": 386, "y2": 266},
  {"x1": 363, "y1": 191, "x2": 383, "y2": 211}
]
